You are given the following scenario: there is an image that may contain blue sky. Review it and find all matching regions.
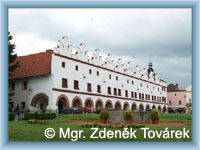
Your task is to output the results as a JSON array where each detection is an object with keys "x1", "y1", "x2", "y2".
[{"x1": 8, "y1": 8, "x2": 192, "y2": 89}]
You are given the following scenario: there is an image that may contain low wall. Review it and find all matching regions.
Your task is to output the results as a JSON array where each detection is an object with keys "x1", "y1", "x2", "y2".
[
  {"x1": 108, "y1": 110, "x2": 125, "y2": 124},
  {"x1": 108, "y1": 110, "x2": 151, "y2": 124},
  {"x1": 133, "y1": 111, "x2": 151, "y2": 124}
]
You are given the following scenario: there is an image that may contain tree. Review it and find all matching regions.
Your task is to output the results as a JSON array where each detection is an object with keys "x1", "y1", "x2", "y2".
[
  {"x1": 9, "y1": 32, "x2": 19, "y2": 75},
  {"x1": 8, "y1": 32, "x2": 19, "y2": 100}
]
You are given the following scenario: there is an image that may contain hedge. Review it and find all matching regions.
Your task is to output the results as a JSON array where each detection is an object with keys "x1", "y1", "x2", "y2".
[
  {"x1": 24, "y1": 113, "x2": 56, "y2": 120},
  {"x1": 9, "y1": 112, "x2": 15, "y2": 121}
]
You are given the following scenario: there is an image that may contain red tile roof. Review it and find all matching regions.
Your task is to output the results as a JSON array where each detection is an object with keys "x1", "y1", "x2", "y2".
[{"x1": 9, "y1": 50, "x2": 53, "y2": 80}]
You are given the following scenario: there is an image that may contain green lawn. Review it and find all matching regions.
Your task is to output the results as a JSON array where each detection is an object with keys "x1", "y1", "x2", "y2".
[
  {"x1": 9, "y1": 113, "x2": 192, "y2": 142},
  {"x1": 159, "y1": 113, "x2": 192, "y2": 123}
]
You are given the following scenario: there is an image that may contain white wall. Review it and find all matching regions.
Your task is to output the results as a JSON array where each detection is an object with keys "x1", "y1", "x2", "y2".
[
  {"x1": 10, "y1": 75, "x2": 53, "y2": 112},
  {"x1": 51, "y1": 50, "x2": 167, "y2": 111},
  {"x1": 186, "y1": 85, "x2": 192, "y2": 104}
]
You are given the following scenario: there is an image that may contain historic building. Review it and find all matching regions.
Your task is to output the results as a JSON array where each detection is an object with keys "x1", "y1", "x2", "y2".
[
  {"x1": 167, "y1": 83, "x2": 192, "y2": 113},
  {"x1": 185, "y1": 85, "x2": 192, "y2": 113},
  {"x1": 9, "y1": 36, "x2": 168, "y2": 113}
]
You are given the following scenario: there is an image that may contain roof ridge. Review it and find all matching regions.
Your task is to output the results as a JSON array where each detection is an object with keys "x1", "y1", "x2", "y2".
[{"x1": 18, "y1": 50, "x2": 54, "y2": 58}]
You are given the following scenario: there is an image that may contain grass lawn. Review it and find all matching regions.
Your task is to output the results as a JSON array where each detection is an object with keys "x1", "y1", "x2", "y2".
[{"x1": 9, "y1": 113, "x2": 192, "y2": 142}]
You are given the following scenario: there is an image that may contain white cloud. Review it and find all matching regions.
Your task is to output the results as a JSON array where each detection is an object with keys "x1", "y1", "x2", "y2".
[
  {"x1": 12, "y1": 33, "x2": 56, "y2": 56},
  {"x1": 8, "y1": 8, "x2": 192, "y2": 89}
]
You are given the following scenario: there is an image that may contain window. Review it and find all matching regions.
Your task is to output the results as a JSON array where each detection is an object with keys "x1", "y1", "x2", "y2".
[
  {"x1": 74, "y1": 80, "x2": 79, "y2": 90},
  {"x1": 127, "y1": 80, "x2": 129, "y2": 84},
  {"x1": 21, "y1": 102, "x2": 26, "y2": 110},
  {"x1": 139, "y1": 93, "x2": 141, "y2": 99},
  {"x1": 162, "y1": 97, "x2": 166, "y2": 103},
  {"x1": 169, "y1": 101, "x2": 171, "y2": 105},
  {"x1": 89, "y1": 69, "x2": 92, "y2": 74},
  {"x1": 118, "y1": 89, "x2": 121, "y2": 96},
  {"x1": 10, "y1": 82, "x2": 15, "y2": 91},
  {"x1": 175, "y1": 93, "x2": 176, "y2": 96},
  {"x1": 87, "y1": 83, "x2": 92, "y2": 92},
  {"x1": 9, "y1": 102, "x2": 14, "y2": 111},
  {"x1": 132, "y1": 81, "x2": 134, "y2": 85},
  {"x1": 147, "y1": 85, "x2": 148, "y2": 88},
  {"x1": 116, "y1": 76, "x2": 118, "y2": 81},
  {"x1": 97, "y1": 71, "x2": 99, "y2": 76},
  {"x1": 131, "y1": 91, "x2": 134, "y2": 98},
  {"x1": 179, "y1": 100, "x2": 181, "y2": 105},
  {"x1": 114, "y1": 88, "x2": 117, "y2": 96},
  {"x1": 40, "y1": 103, "x2": 44, "y2": 110},
  {"x1": 140, "y1": 83, "x2": 142, "y2": 87},
  {"x1": 108, "y1": 87, "x2": 112, "y2": 95},
  {"x1": 125, "y1": 90, "x2": 128, "y2": 97},
  {"x1": 97, "y1": 85, "x2": 101, "y2": 93},
  {"x1": 75, "y1": 65, "x2": 78, "y2": 71},
  {"x1": 135, "y1": 92, "x2": 137, "y2": 98},
  {"x1": 152, "y1": 96, "x2": 156, "y2": 101},
  {"x1": 22, "y1": 81, "x2": 27, "y2": 90},
  {"x1": 62, "y1": 62, "x2": 65, "y2": 68},
  {"x1": 142, "y1": 93, "x2": 144, "y2": 99},
  {"x1": 158, "y1": 88, "x2": 159, "y2": 91},
  {"x1": 109, "y1": 74, "x2": 111, "y2": 79},
  {"x1": 62, "y1": 78, "x2": 68, "y2": 88}
]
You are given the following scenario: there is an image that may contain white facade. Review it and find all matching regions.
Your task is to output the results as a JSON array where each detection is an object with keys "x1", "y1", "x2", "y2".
[
  {"x1": 186, "y1": 85, "x2": 192, "y2": 104},
  {"x1": 185, "y1": 85, "x2": 192, "y2": 113},
  {"x1": 9, "y1": 36, "x2": 168, "y2": 113}
]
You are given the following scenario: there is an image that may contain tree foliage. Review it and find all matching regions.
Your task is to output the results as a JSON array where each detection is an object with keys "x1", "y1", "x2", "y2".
[
  {"x1": 8, "y1": 32, "x2": 19, "y2": 101},
  {"x1": 9, "y1": 32, "x2": 19, "y2": 76}
]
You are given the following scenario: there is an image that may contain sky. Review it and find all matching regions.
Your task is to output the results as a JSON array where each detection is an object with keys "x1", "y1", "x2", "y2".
[{"x1": 8, "y1": 9, "x2": 192, "y2": 89}]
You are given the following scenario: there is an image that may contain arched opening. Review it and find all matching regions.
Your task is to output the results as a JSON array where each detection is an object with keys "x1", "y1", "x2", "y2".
[
  {"x1": 105, "y1": 100, "x2": 113, "y2": 109},
  {"x1": 158, "y1": 105, "x2": 162, "y2": 112},
  {"x1": 72, "y1": 96, "x2": 82, "y2": 109},
  {"x1": 145, "y1": 104, "x2": 150, "y2": 111},
  {"x1": 95, "y1": 99, "x2": 103, "y2": 110},
  {"x1": 152, "y1": 105, "x2": 156, "y2": 109},
  {"x1": 31, "y1": 93, "x2": 49, "y2": 113},
  {"x1": 163, "y1": 106, "x2": 167, "y2": 113},
  {"x1": 139, "y1": 104, "x2": 144, "y2": 111},
  {"x1": 131, "y1": 103, "x2": 137, "y2": 111},
  {"x1": 115, "y1": 101, "x2": 122, "y2": 110},
  {"x1": 123, "y1": 102, "x2": 129, "y2": 110},
  {"x1": 85, "y1": 98, "x2": 94, "y2": 108},
  {"x1": 56, "y1": 95, "x2": 69, "y2": 114}
]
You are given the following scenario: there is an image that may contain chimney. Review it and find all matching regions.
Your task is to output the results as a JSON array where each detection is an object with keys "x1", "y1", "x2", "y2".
[{"x1": 46, "y1": 49, "x2": 53, "y2": 53}]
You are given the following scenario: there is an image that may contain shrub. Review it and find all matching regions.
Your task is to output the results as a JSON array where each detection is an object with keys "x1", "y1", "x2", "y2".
[
  {"x1": 93, "y1": 123, "x2": 98, "y2": 127},
  {"x1": 99, "y1": 109, "x2": 109, "y2": 120},
  {"x1": 9, "y1": 112, "x2": 15, "y2": 121},
  {"x1": 123, "y1": 109, "x2": 133, "y2": 121},
  {"x1": 89, "y1": 124, "x2": 93, "y2": 128},
  {"x1": 130, "y1": 124, "x2": 145, "y2": 129},
  {"x1": 151, "y1": 109, "x2": 160, "y2": 120},
  {"x1": 85, "y1": 124, "x2": 89, "y2": 128},
  {"x1": 24, "y1": 113, "x2": 56, "y2": 120},
  {"x1": 95, "y1": 109, "x2": 103, "y2": 114}
]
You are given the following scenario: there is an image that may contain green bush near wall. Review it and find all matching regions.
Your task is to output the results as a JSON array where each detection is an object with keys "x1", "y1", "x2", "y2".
[
  {"x1": 24, "y1": 113, "x2": 56, "y2": 120},
  {"x1": 9, "y1": 112, "x2": 15, "y2": 121}
]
